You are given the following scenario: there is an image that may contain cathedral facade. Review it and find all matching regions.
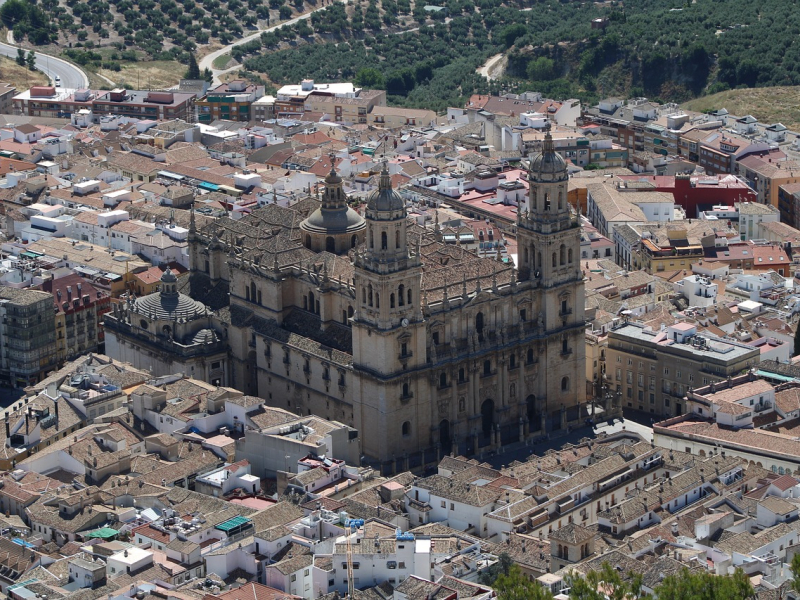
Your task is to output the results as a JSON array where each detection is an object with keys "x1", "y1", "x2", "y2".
[{"x1": 187, "y1": 133, "x2": 585, "y2": 474}]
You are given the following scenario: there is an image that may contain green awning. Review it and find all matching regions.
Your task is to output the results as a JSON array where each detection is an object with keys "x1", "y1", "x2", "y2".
[
  {"x1": 216, "y1": 516, "x2": 251, "y2": 532},
  {"x1": 757, "y1": 370, "x2": 795, "y2": 382},
  {"x1": 84, "y1": 527, "x2": 118, "y2": 539}
]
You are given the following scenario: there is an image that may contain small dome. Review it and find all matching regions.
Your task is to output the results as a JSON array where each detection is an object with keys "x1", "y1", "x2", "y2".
[
  {"x1": 528, "y1": 129, "x2": 567, "y2": 181},
  {"x1": 160, "y1": 267, "x2": 177, "y2": 284},
  {"x1": 366, "y1": 165, "x2": 404, "y2": 213},
  {"x1": 324, "y1": 165, "x2": 342, "y2": 185},
  {"x1": 133, "y1": 290, "x2": 207, "y2": 320},
  {"x1": 191, "y1": 328, "x2": 220, "y2": 344}
]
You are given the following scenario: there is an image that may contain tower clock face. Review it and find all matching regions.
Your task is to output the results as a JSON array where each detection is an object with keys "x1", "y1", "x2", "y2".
[{"x1": 401, "y1": 318, "x2": 409, "y2": 327}]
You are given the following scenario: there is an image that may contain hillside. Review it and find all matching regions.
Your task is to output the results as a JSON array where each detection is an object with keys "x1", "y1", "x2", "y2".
[
  {"x1": 0, "y1": 56, "x2": 48, "y2": 92},
  {"x1": 682, "y1": 87, "x2": 800, "y2": 132}
]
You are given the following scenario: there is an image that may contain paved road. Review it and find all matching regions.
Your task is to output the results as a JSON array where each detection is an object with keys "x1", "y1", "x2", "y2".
[
  {"x1": 0, "y1": 42, "x2": 89, "y2": 89},
  {"x1": 199, "y1": 0, "x2": 347, "y2": 85}
]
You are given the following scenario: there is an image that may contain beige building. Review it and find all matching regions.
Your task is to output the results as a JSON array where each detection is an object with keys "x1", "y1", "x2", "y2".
[
  {"x1": 0, "y1": 83, "x2": 16, "y2": 115},
  {"x1": 607, "y1": 321, "x2": 760, "y2": 417},
  {"x1": 189, "y1": 130, "x2": 585, "y2": 474},
  {"x1": 368, "y1": 105, "x2": 436, "y2": 129}
]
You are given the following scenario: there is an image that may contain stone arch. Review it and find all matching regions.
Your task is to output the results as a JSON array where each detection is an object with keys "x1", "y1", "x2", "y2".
[
  {"x1": 402, "y1": 421, "x2": 411, "y2": 437},
  {"x1": 561, "y1": 376, "x2": 570, "y2": 392},
  {"x1": 481, "y1": 399, "x2": 495, "y2": 438},
  {"x1": 439, "y1": 419, "x2": 451, "y2": 450},
  {"x1": 347, "y1": 305, "x2": 354, "y2": 318}
]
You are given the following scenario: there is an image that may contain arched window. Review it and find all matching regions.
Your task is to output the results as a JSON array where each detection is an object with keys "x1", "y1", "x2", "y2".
[
  {"x1": 476, "y1": 312, "x2": 484, "y2": 337},
  {"x1": 552, "y1": 253, "x2": 557, "y2": 268},
  {"x1": 390, "y1": 293, "x2": 395, "y2": 309},
  {"x1": 375, "y1": 292, "x2": 380, "y2": 308},
  {"x1": 250, "y1": 282, "x2": 256, "y2": 303},
  {"x1": 558, "y1": 191, "x2": 563, "y2": 210},
  {"x1": 483, "y1": 360, "x2": 491, "y2": 376},
  {"x1": 257, "y1": 290, "x2": 262, "y2": 305},
  {"x1": 568, "y1": 248, "x2": 573, "y2": 264},
  {"x1": 439, "y1": 372, "x2": 447, "y2": 388},
  {"x1": 308, "y1": 291, "x2": 315, "y2": 313},
  {"x1": 348, "y1": 306, "x2": 354, "y2": 318},
  {"x1": 527, "y1": 348, "x2": 534, "y2": 364},
  {"x1": 402, "y1": 383, "x2": 409, "y2": 397},
  {"x1": 402, "y1": 421, "x2": 411, "y2": 437},
  {"x1": 395, "y1": 230, "x2": 400, "y2": 249},
  {"x1": 544, "y1": 193, "x2": 551, "y2": 211},
  {"x1": 351, "y1": 235, "x2": 358, "y2": 248},
  {"x1": 407, "y1": 288, "x2": 412, "y2": 305},
  {"x1": 381, "y1": 231, "x2": 388, "y2": 250},
  {"x1": 561, "y1": 376, "x2": 569, "y2": 391},
  {"x1": 246, "y1": 286, "x2": 250, "y2": 302},
  {"x1": 362, "y1": 288, "x2": 367, "y2": 304},
  {"x1": 458, "y1": 367, "x2": 465, "y2": 382},
  {"x1": 524, "y1": 247, "x2": 529, "y2": 266},
  {"x1": 370, "y1": 231, "x2": 374, "y2": 249},
  {"x1": 509, "y1": 354, "x2": 516, "y2": 369},
  {"x1": 562, "y1": 338, "x2": 569, "y2": 354},
  {"x1": 537, "y1": 252, "x2": 542, "y2": 269},
  {"x1": 560, "y1": 244, "x2": 566, "y2": 266},
  {"x1": 368, "y1": 285, "x2": 373, "y2": 307},
  {"x1": 398, "y1": 284, "x2": 405, "y2": 306},
  {"x1": 326, "y1": 236, "x2": 335, "y2": 253}
]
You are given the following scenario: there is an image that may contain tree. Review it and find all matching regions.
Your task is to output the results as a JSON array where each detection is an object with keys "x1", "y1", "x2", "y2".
[
  {"x1": 788, "y1": 551, "x2": 800, "y2": 596},
  {"x1": 16, "y1": 47, "x2": 25, "y2": 66},
  {"x1": 500, "y1": 22, "x2": 526, "y2": 48},
  {"x1": 478, "y1": 551, "x2": 513, "y2": 585},
  {"x1": 203, "y1": 67, "x2": 213, "y2": 82},
  {"x1": 278, "y1": 4, "x2": 291, "y2": 18},
  {"x1": 567, "y1": 563, "x2": 642, "y2": 600},
  {"x1": 26, "y1": 50, "x2": 36, "y2": 71},
  {"x1": 794, "y1": 324, "x2": 800, "y2": 358},
  {"x1": 527, "y1": 56, "x2": 555, "y2": 81},
  {"x1": 494, "y1": 564, "x2": 553, "y2": 600},
  {"x1": 653, "y1": 567, "x2": 753, "y2": 600},
  {"x1": 185, "y1": 52, "x2": 200, "y2": 78},
  {"x1": 354, "y1": 66, "x2": 384, "y2": 89}
]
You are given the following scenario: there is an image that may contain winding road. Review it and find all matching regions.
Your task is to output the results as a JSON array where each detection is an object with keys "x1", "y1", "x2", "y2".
[
  {"x1": 199, "y1": 0, "x2": 347, "y2": 85},
  {"x1": 0, "y1": 40, "x2": 89, "y2": 90}
]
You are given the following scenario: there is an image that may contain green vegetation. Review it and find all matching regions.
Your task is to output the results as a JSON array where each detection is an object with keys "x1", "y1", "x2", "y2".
[{"x1": 683, "y1": 86, "x2": 800, "y2": 132}]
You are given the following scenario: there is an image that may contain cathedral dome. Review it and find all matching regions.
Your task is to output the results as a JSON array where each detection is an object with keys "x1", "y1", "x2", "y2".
[
  {"x1": 366, "y1": 165, "x2": 404, "y2": 214},
  {"x1": 528, "y1": 128, "x2": 567, "y2": 181},
  {"x1": 132, "y1": 268, "x2": 207, "y2": 319},
  {"x1": 302, "y1": 205, "x2": 365, "y2": 233}
]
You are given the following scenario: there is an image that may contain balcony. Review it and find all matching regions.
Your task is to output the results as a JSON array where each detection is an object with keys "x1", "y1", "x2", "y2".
[{"x1": 559, "y1": 308, "x2": 573, "y2": 317}]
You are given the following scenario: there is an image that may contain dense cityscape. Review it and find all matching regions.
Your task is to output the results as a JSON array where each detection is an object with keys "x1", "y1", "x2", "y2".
[{"x1": 3, "y1": 5, "x2": 800, "y2": 595}]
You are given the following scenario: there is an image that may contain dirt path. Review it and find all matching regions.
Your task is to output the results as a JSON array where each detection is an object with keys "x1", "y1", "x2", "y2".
[{"x1": 476, "y1": 53, "x2": 506, "y2": 80}]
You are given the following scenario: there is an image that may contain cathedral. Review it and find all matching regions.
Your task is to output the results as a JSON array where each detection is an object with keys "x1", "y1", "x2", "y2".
[{"x1": 172, "y1": 131, "x2": 586, "y2": 473}]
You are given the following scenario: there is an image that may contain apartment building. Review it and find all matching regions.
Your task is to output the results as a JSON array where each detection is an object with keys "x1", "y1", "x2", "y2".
[
  {"x1": 607, "y1": 321, "x2": 760, "y2": 417},
  {"x1": 35, "y1": 274, "x2": 111, "y2": 364},
  {"x1": 272, "y1": 80, "x2": 386, "y2": 123},
  {"x1": 13, "y1": 87, "x2": 195, "y2": 121},
  {"x1": 0, "y1": 83, "x2": 16, "y2": 114},
  {"x1": 0, "y1": 287, "x2": 58, "y2": 388},
  {"x1": 195, "y1": 80, "x2": 266, "y2": 123},
  {"x1": 737, "y1": 155, "x2": 800, "y2": 215}
]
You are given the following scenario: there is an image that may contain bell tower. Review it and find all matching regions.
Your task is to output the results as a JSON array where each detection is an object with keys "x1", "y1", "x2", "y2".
[
  {"x1": 352, "y1": 164, "x2": 425, "y2": 374},
  {"x1": 517, "y1": 125, "x2": 586, "y2": 421}
]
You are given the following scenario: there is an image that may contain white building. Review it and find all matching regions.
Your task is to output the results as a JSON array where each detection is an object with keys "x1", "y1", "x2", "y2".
[{"x1": 674, "y1": 275, "x2": 718, "y2": 308}]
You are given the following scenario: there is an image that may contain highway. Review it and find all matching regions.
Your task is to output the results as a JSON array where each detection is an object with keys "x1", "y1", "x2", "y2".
[{"x1": 0, "y1": 41, "x2": 89, "y2": 90}]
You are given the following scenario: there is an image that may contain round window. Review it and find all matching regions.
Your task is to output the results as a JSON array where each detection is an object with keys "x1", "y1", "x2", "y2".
[{"x1": 140, "y1": 319, "x2": 149, "y2": 329}]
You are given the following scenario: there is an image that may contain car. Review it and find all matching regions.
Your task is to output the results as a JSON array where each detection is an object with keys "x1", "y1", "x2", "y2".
[{"x1": 54, "y1": 76, "x2": 61, "y2": 86}]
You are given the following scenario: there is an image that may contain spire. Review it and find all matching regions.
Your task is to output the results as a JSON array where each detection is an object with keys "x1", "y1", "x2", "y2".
[
  {"x1": 543, "y1": 121, "x2": 554, "y2": 155},
  {"x1": 379, "y1": 161, "x2": 391, "y2": 190}
]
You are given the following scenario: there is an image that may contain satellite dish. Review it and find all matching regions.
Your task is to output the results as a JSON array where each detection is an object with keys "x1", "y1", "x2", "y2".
[{"x1": 401, "y1": 318, "x2": 409, "y2": 328}]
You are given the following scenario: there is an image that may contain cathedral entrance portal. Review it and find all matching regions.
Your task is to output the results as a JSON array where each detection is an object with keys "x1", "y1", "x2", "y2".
[
  {"x1": 439, "y1": 419, "x2": 451, "y2": 453},
  {"x1": 527, "y1": 394, "x2": 540, "y2": 431},
  {"x1": 480, "y1": 399, "x2": 494, "y2": 446}
]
